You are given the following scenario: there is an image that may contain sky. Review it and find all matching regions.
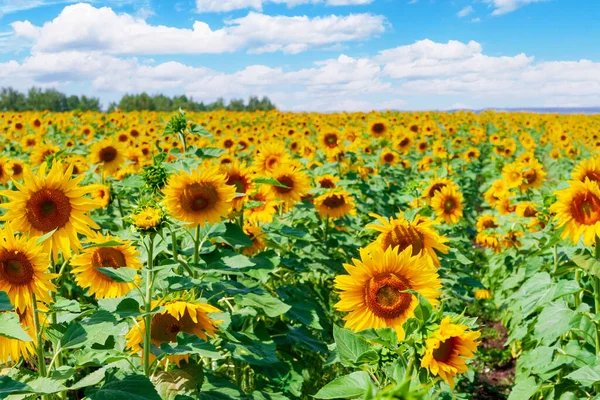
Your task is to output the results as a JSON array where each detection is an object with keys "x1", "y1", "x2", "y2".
[{"x1": 0, "y1": 0, "x2": 598, "y2": 111}]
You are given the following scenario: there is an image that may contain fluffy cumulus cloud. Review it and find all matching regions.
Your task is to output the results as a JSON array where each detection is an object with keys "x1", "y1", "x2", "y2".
[
  {"x1": 457, "y1": 5, "x2": 474, "y2": 17},
  {"x1": 485, "y1": 0, "x2": 548, "y2": 15},
  {"x1": 195, "y1": 0, "x2": 373, "y2": 13},
  {"x1": 12, "y1": 3, "x2": 386, "y2": 55}
]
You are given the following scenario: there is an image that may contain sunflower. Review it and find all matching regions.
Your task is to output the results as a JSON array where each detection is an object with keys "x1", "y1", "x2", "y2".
[
  {"x1": 0, "y1": 224, "x2": 56, "y2": 312},
  {"x1": 125, "y1": 298, "x2": 221, "y2": 365},
  {"x1": 0, "y1": 162, "x2": 100, "y2": 261},
  {"x1": 421, "y1": 317, "x2": 480, "y2": 387},
  {"x1": 483, "y1": 180, "x2": 509, "y2": 208},
  {"x1": 254, "y1": 143, "x2": 291, "y2": 174},
  {"x1": 431, "y1": 187, "x2": 463, "y2": 224},
  {"x1": 6, "y1": 160, "x2": 24, "y2": 181},
  {"x1": 30, "y1": 143, "x2": 60, "y2": 166},
  {"x1": 88, "y1": 184, "x2": 111, "y2": 208},
  {"x1": 366, "y1": 213, "x2": 449, "y2": 267},
  {"x1": 314, "y1": 190, "x2": 356, "y2": 219},
  {"x1": 515, "y1": 202, "x2": 538, "y2": 218},
  {"x1": 550, "y1": 179, "x2": 600, "y2": 245},
  {"x1": 316, "y1": 174, "x2": 339, "y2": 189},
  {"x1": 221, "y1": 162, "x2": 255, "y2": 210},
  {"x1": 89, "y1": 138, "x2": 125, "y2": 175},
  {"x1": 475, "y1": 232, "x2": 501, "y2": 252},
  {"x1": 244, "y1": 186, "x2": 278, "y2": 224},
  {"x1": 0, "y1": 158, "x2": 13, "y2": 185},
  {"x1": 334, "y1": 246, "x2": 441, "y2": 339},
  {"x1": 519, "y1": 158, "x2": 546, "y2": 191},
  {"x1": 132, "y1": 206, "x2": 163, "y2": 231},
  {"x1": 243, "y1": 225, "x2": 267, "y2": 256},
  {"x1": 475, "y1": 215, "x2": 498, "y2": 232},
  {"x1": 268, "y1": 163, "x2": 311, "y2": 206},
  {"x1": 379, "y1": 148, "x2": 398, "y2": 166},
  {"x1": 163, "y1": 167, "x2": 236, "y2": 227},
  {"x1": 502, "y1": 163, "x2": 523, "y2": 189},
  {"x1": 368, "y1": 120, "x2": 388, "y2": 138},
  {"x1": 70, "y1": 234, "x2": 142, "y2": 299},
  {"x1": 0, "y1": 307, "x2": 36, "y2": 364},
  {"x1": 572, "y1": 156, "x2": 600, "y2": 184},
  {"x1": 319, "y1": 131, "x2": 342, "y2": 153},
  {"x1": 474, "y1": 289, "x2": 492, "y2": 300},
  {"x1": 423, "y1": 178, "x2": 459, "y2": 204}
]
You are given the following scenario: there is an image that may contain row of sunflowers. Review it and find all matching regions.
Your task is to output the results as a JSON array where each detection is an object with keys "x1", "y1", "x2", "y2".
[{"x1": 0, "y1": 109, "x2": 599, "y2": 399}]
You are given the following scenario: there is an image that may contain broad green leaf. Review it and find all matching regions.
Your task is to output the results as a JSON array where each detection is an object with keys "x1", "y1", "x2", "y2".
[
  {"x1": 86, "y1": 372, "x2": 162, "y2": 400},
  {"x1": 0, "y1": 376, "x2": 32, "y2": 399},
  {"x1": 0, "y1": 313, "x2": 32, "y2": 342},
  {"x1": 238, "y1": 293, "x2": 291, "y2": 318},
  {"x1": 566, "y1": 365, "x2": 600, "y2": 386},
  {"x1": 313, "y1": 371, "x2": 372, "y2": 399},
  {"x1": 85, "y1": 240, "x2": 125, "y2": 249},
  {"x1": 534, "y1": 300, "x2": 576, "y2": 345},
  {"x1": 507, "y1": 377, "x2": 540, "y2": 400},
  {"x1": 155, "y1": 333, "x2": 224, "y2": 359},
  {"x1": 333, "y1": 325, "x2": 372, "y2": 367},
  {"x1": 36, "y1": 228, "x2": 57, "y2": 245},
  {"x1": 195, "y1": 148, "x2": 225, "y2": 159},
  {"x1": 222, "y1": 254, "x2": 255, "y2": 269},
  {"x1": 221, "y1": 223, "x2": 252, "y2": 247},
  {"x1": 355, "y1": 328, "x2": 398, "y2": 348},
  {"x1": 569, "y1": 249, "x2": 600, "y2": 277},
  {"x1": 22, "y1": 377, "x2": 67, "y2": 395},
  {"x1": 97, "y1": 267, "x2": 137, "y2": 283},
  {"x1": 253, "y1": 177, "x2": 289, "y2": 188},
  {"x1": 279, "y1": 225, "x2": 314, "y2": 241},
  {"x1": 0, "y1": 291, "x2": 13, "y2": 311},
  {"x1": 60, "y1": 322, "x2": 88, "y2": 349}
]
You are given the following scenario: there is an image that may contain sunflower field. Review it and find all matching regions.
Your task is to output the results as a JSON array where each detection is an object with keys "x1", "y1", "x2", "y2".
[{"x1": 0, "y1": 109, "x2": 600, "y2": 399}]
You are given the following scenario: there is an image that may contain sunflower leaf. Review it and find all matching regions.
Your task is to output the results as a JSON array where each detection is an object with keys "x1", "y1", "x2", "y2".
[
  {"x1": 0, "y1": 312, "x2": 33, "y2": 342},
  {"x1": 332, "y1": 325, "x2": 373, "y2": 367},
  {"x1": 85, "y1": 240, "x2": 124, "y2": 249},
  {"x1": 253, "y1": 177, "x2": 289, "y2": 188},
  {"x1": 60, "y1": 322, "x2": 88, "y2": 349},
  {"x1": 221, "y1": 223, "x2": 252, "y2": 247},
  {"x1": 313, "y1": 371, "x2": 373, "y2": 399},
  {"x1": 86, "y1": 371, "x2": 162, "y2": 400},
  {"x1": 0, "y1": 376, "x2": 33, "y2": 399},
  {"x1": 97, "y1": 267, "x2": 137, "y2": 283},
  {"x1": 36, "y1": 228, "x2": 57, "y2": 245},
  {"x1": 0, "y1": 291, "x2": 13, "y2": 311}
]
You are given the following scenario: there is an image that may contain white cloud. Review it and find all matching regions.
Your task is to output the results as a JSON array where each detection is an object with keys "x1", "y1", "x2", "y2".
[
  {"x1": 471, "y1": 17, "x2": 481, "y2": 22},
  {"x1": 457, "y1": 5, "x2": 474, "y2": 17},
  {"x1": 12, "y1": 4, "x2": 385, "y2": 55},
  {"x1": 485, "y1": 0, "x2": 548, "y2": 15},
  {"x1": 195, "y1": 0, "x2": 373, "y2": 13},
  {"x1": 0, "y1": 0, "x2": 148, "y2": 14}
]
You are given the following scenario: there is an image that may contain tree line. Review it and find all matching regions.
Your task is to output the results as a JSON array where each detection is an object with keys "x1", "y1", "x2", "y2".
[{"x1": 0, "y1": 87, "x2": 277, "y2": 112}]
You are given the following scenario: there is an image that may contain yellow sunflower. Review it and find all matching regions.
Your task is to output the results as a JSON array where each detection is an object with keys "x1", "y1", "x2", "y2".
[
  {"x1": 501, "y1": 163, "x2": 523, "y2": 189},
  {"x1": 243, "y1": 225, "x2": 267, "y2": 256},
  {"x1": 221, "y1": 162, "x2": 255, "y2": 210},
  {"x1": 421, "y1": 316, "x2": 480, "y2": 387},
  {"x1": 268, "y1": 163, "x2": 311, "y2": 206},
  {"x1": 89, "y1": 138, "x2": 125, "y2": 175},
  {"x1": 368, "y1": 120, "x2": 388, "y2": 139},
  {"x1": 88, "y1": 184, "x2": 111, "y2": 208},
  {"x1": 379, "y1": 148, "x2": 398, "y2": 166},
  {"x1": 572, "y1": 156, "x2": 600, "y2": 184},
  {"x1": 366, "y1": 213, "x2": 449, "y2": 267},
  {"x1": 475, "y1": 214, "x2": 498, "y2": 232},
  {"x1": 0, "y1": 158, "x2": 12, "y2": 185},
  {"x1": 70, "y1": 234, "x2": 142, "y2": 299},
  {"x1": 6, "y1": 160, "x2": 24, "y2": 181},
  {"x1": 0, "y1": 224, "x2": 56, "y2": 312},
  {"x1": 163, "y1": 167, "x2": 236, "y2": 227},
  {"x1": 30, "y1": 143, "x2": 60, "y2": 166},
  {"x1": 519, "y1": 158, "x2": 546, "y2": 191},
  {"x1": 474, "y1": 289, "x2": 492, "y2": 300},
  {"x1": 132, "y1": 206, "x2": 163, "y2": 230},
  {"x1": 314, "y1": 190, "x2": 356, "y2": 219},
  {"x1": 431, "y1": 186, "x2": 464, "y2": 224},
  {"x1": 244, "y1": 186, "x2": 278, "y2": 224},
  {"x1": 0, "y1": 307, "x2": 36, "y2": 364},
  {"x1": 254, "y1": 143, "x2": 291, "y2": 174},
  {"x1": 125, "y1": 298, "x2": 221, "y2": 365},
  {"x1": 423, "y1": 178, "x2": 459, "y2": 204},
  {"x1": 316, "y1": 174, "x2": 339, "y2": 189},
  {"x1": 0, "y1": 162, "x2": 100, "y2": 261},
  {"x1": 550, "y1": 179, "x2": 600, "y2": 245},
  {"x1": 334, "y1": 246, "x2": 441, "y2": 339}
]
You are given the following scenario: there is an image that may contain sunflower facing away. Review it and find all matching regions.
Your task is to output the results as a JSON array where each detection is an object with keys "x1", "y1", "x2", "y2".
[
  {"x1": 366, "y1": 213, "x2": 449, "y2": 267},
  {"x1": 334, "y1": 246, "x2": 441, "y2": 339},
  {"x1": 421, "y1": 316, "x2": 480, "y2": 387},
  {"x1": 70, "y1": 234, "x2": 143, "y2": 299},
  {"x1": 550, "y1": 178, "x2": 600, "y2": 245},
  {"x1": 163, "y1": 167, "x2": 236, "y2": 227},
  {"x1": 0, "y1": 162, "x2": 100, "y2": 262},
  {"x1": 431, "y1": 186, "x2": 464, "y2": 224},
  {"x1": 313, "y1": 190, "x2": 356, "y2": 219},
  {"x1": 0, "y1": 224, "x2": 56, "y2": 312},
  {"x1": 126, "y1": 298, "x2": 221, "y2": 364}
]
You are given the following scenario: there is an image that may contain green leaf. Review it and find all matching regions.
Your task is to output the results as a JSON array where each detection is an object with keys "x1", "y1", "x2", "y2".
[
  {"x1": 566, "y1": 365, "x2": 600, "y2": 386},
  {"x1": 221, "y1": 223, "x2": 252, "y2": 247},
  {"x1": 0, "y1": 376, "x2": 32, "y2": 399},
  {"x1": 507, "y1": 377, "x2": 540, "y2": 400},
  {"x1": 355, "y1": 328, "x2": 397, "y2": 348},
  {"x1": 534, "y1": 300, "x2": 576, "y2": 345},
  {"x1": 96, "y1": 267, "x2": 137, "y2": 283},
  {"x1": 569, "y1": 249, "x2": 600, "y2": 277},
  {"x1": 195, "y1": 148, "x2": 225, "y2": 159},
  {"x1": 86, "y1": 372, "x2": 162, "y2": 400},
  {"x1": 279, "y1": 225, "x2": 314, "y2": 241},
  {"x1": 60, "y1": 322, "x2": 88, "y2": 349},
  {"x1": 0, "y1": 313, "x2": 32, "y2": 342},
  {"x1": 313, "y1": 371, "x2": 373, "y2": 399},
  {"x1": 253, "y1": 177, "x2": 289, "y2": 188},
  {"x1": 115, "y1": 298, "x2": 142, "y2": 319},
  {"x1": 22, "y1": 377, "x2": 67, "y2": 395},
  {"x1": 453, "y1": 250, "x2": 473, "y2": 265},
  {"x1": 0, "y1": 291, "x2": 13, "y2": 311},
  {"x1": 155, "y1": 333, "x2": 224, "y2": 359},
  {"x1": 238, "y1": 293, "x2": 291, "y2": 317},
  {"x1": 36, "y1": 228, "x2": 57, "y2": 245},
  {"x1": 222, "y1": 254, "x2": 255, "y2": 269},
  {"x1": 333, "y1": 325, "x2": 372, "y2": 367},
  {"x1": 85, "y1": 240, "x2": 124, "y2": 249}
]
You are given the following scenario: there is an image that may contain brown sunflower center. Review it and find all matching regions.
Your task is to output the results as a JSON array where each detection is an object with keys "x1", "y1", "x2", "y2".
[
  {"x1": 266, "y1": 157, "x2": 279, "y2": 169},
  {"x1": 583, "y1": 171, "x2": 600, "y2": 184},
  {"x1": 324, "y1": 134, "x2": 338, "y2": 147},
  {"x1": 92, "y1": 247, "x2": 127, "y2": 271},
  {"x1": 322, "y1": 194, "x2": 345, "y2": 209},
  {"x1": 365, "y1": 273, "x2": 412, "y2": 319},
  {"x1": 523, "y1": 169, "x2": 537, "y2": 184},
  {"x1": 482, "y1": 219, "x2": 497, "y2": 229},
  {"x1": 274, "y1": 176, "x2": 294, "y2": 194},
  {"x1": 319, "y1": 179, "x2": 336, "y2": 189},
  {"x1": 572, "y1": 192, "x2": 600, "y2": 225},
  {"x1": 224, "y1": 139, "x2": 234, "y2": 148},
  {"x1": 99, "y1": 146, "x2": 118, "y2": 163},
  {"x1": 428, "y1": 183, "x2": 447, "y2": 199},
  {"x1": 25, "y1": 188, "x2": 72, "y2": 232},
  {"x1": 181, "y1": 183, "x2": 219, "y2": 213},
  {"x1": 432, "y1": 336, "x2": 457, "y2": 363},
  {"x1": 444, "y1": 198, "x2": 456, "y2": 213},
  {"x1": 399, "y1": 138, "x2": 410, "y2": 147},
  {"x1": 381, "y1": 224, "x2": 424, "y2": 256},
  {"x1": 371, "y1": 123, "x2": 385, "y2": 135},
  {"x1": 383, "y1": 153, "x2": 395, "y2": 163},
  {"x1": 150, "y1": 311, "x2": 195, "y2": 344},
  {"x1": 0, "y1": 250, "x2": 34, "y2": 286},
  {"x1": 227, "y1": 174, "x2": 247, "y2": 194}
]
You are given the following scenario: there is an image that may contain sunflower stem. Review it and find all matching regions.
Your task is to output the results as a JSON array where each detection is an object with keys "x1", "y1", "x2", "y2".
[
  {"x1": 116, "y1": 195, "x2": 126, "y2": 230},
  {"x1": 31, "y1": 293, "x2": 48, "y2": 380},
  {"x1": 143, "y1": 234, "x2": 155, "y2": 377},
  {"x1": 170, "y1": 226, "x2": 178, "y2": 264},
  {"x1": 193, "y1": 225, "x2": 201, "y2": 268},
  {"x1": 405, "y1": 352, "x2": 415, "y2": 382}
]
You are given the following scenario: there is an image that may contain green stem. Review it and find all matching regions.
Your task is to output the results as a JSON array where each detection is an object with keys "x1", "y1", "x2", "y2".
[
  {"x1": 595, "y1": 236, "x2": 600, "y2": 358},
  {"x1": 575, "y1": 270, "x2": 582, "y2": 308},
  {"x1": 405, "y1": 353, "x2": 415, "y2": 381},
  {"x1": 31, "y1": 293, "x2": 47, "y2": 378},
  {"x1": 116, "y1": 195, "x2": 126, "y2": 229},
  {"x1": 193, "y1": 225, "x2": 201, "y2": 267},
  {"x1": 170, "y1": 226, "x2": 178, "y2": 264},
  {"x1": 143, "y1": 234, "x2": 155, "y2": 377}
]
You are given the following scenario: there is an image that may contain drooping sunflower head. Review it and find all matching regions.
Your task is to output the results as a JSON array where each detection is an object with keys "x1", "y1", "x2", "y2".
[
  {"x1": 475, "y1": 214, "x2": 498, "y2": 232},
  {"x1": 366, "y1": 213, "x2": 449, "y2": 267},
  {"x1": 243, "y1": 225, "x2": 267, "y2": 256},
  {"x1": 474, "y1": 289, "x2": 492, "y2": 300},
  {"x1": 421, "y1": 316, "x2": 480, "y2": 387},
  {"x1": 431, "y1": 186, "x2": 464, "y2": 225},
  {"x1": 0, "y1": 162, "x2": 100, "y2": 261},
  {"x1": 125, "y1": 299, "x2": 221, "y2": 365},
  {"x1": 268, "y1": 163, "x2": 311, "y2": 206},
  {"x1": 550, "y1": 178, "x2": 600, "y2": 245},
  {"x1": 89, "y1": 137, "x2": 125, "y2": 175},
  {"x1": 334, "y1": 246, "x2": 441, "y2": 339},
  {"x1": 163, "y1": 167, "x2": 236, "y2": 227},
  {"x1": 0, "y1": 223, "x2": 56, "y2": 312},
  {"x1": 313, "y1": 190, "x2": 356, "y2": 219},
  {"x1": 70, "y1": 234, "x2": 142, "y2": 299},
  {"x1": 424, "y1": 178, "x2": 459, "y2": 204}
]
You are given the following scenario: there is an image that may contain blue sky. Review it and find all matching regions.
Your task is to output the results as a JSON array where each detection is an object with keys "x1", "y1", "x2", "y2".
[{"x1": 0, "y1": 0, "x2": 598, "y2": 111}]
